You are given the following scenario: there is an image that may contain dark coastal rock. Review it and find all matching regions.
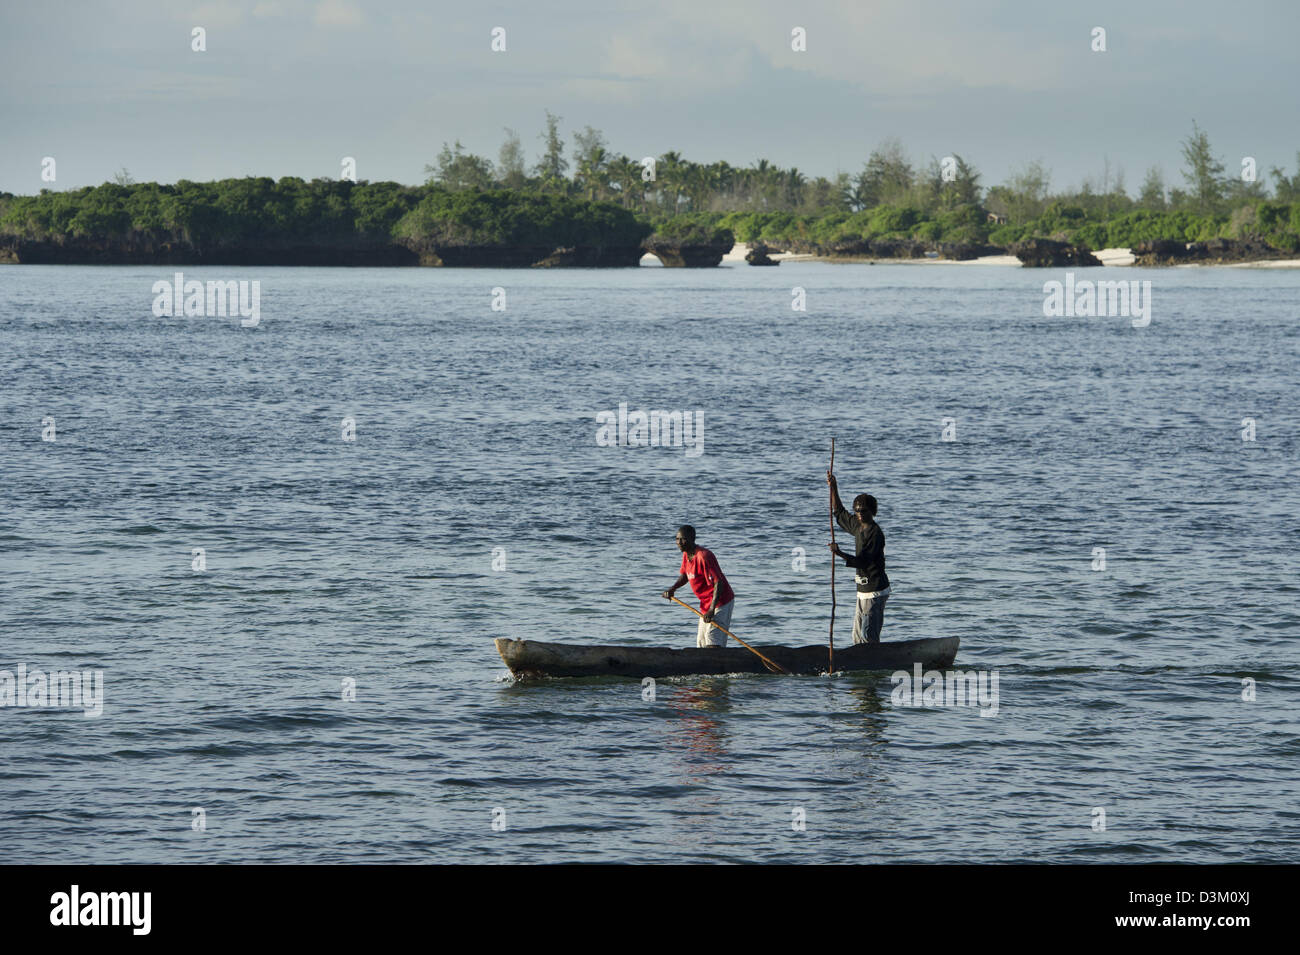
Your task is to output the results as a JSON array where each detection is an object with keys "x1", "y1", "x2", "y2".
[
  {"x1": 0, "y1": 233, "x2": 422, "y2": 266},
  {"x1": 532, "y1": 246, "x2": 580, "y2": 267},
  {"x1": 783, "y1": 239, "x2": 821, "y2": 255},
  {"x1": 0, "y1": 234, "x2": 647, "y2": 268},
  {"x1": 641, "y1": 237, "x2": 732, "y2": 267},
  {"x1": 820, "y1": 237, "x2": 927, "y2": 259},
  {"x1": 399, "y1": 239, "x2": 645, "y2": 268},
  {"x1": 936, "y1": 241, "x2": 1005, "y2": 261},
  {"x1": 818, "y1": 238, "x2": 1003, "y2": 260},
  {"x1": 745, "y1": 242, "x2": 779, "y2": 266},
  {"x1": 1132, "y1": 236, "x2": 1289, "y2": 266},
  {"x1": 1129, "y1": 238, "x2": 1187, "y2": 265},
  {"x1": 1008, "y1": 238, "x2": 1102, "y2": 267},
  {"x1": 823, "y1": 239, "x2": 872, "y2": 257},
  {"x1": 868, "y1": 238, "x2": 928, "y2": 259},
  {"x1": 393, "y1": 240, "x2": 539, "y2": 267},
  {"x1": 531, "y1": 245, "x2": 645, "y2": 268}
]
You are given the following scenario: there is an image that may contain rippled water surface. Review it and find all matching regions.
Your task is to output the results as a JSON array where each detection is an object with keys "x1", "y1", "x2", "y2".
[{"x1": 2, "y1": 262, "x2": 1298, "y2": 863}]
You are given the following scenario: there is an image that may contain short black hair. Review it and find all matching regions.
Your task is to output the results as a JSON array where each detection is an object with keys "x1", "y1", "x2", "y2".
[
  {"x1": 676, "y1": 524, "x2": 696, "y2": 543},
  {"x1": 852, "y1": 494, "x2": 877, "y2": 517}
]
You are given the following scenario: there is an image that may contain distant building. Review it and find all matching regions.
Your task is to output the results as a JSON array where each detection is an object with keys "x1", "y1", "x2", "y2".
[{"x1": 987, "y1": 212, "x2": 1008, "y2": 225}]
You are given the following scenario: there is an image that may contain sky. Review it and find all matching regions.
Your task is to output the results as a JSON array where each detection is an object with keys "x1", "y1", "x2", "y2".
[{"x1": 1, "y1": 0, "x2": 1298, "y2": 196}]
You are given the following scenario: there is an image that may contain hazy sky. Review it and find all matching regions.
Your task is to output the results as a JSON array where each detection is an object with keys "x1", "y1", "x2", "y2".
[{"x1": 2, "y1": 0, "x2": 1297, "y2": 196}]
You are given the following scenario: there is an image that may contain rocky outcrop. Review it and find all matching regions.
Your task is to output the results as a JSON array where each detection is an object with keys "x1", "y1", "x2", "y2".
[
  {"x1": 818, "y1": 237, "x2": 1005, "y2": 260},
  {"x1": 745, "y1": 242, "x2": 779, "y2": 265},
  {"x1": 641, "y1": 237, "x2": 732, "y2": 267},
  {"x1": 1131, "y1": 236, "x2": 1291, "y2": 266},
  {"x1": 390, "y1": 240, "x2": 536, "y2": 267},
  {"x1": 0, "y1": 233, "x2": 420, "y2": 265},
  {"x1": 1129, "y1": 238, "x2": 1184, "y2": 264},
  {"x1": 409, "y1": 241, "x2": 643, "y2": 268},
  {"x1": 780, "y1": 238, "x2": 821, "y2": 255},
  {"x1": 822, "y1": 238, "x2": 871, "y2": 257},
  {"x1": 1008, "y1": 238, "x2": 1102, "y2": 267},
  {"x1": 937, "y1": 241, "x2": 1005, "y2": 261},
  {"x1": 868, "y1": 238, "x2": 929, "y2": 259},
  {"x1": 821, "y1": 237, "x2": 929, "y2": 259}
]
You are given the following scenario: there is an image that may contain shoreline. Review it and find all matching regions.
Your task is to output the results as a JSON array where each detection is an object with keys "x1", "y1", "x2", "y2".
[
  {"x1": 720, "y1": 243, "x2": 1300, "y2": 268},
  {"x1": 7, "y1": 243, "x2": 1300, "y2": 270}
]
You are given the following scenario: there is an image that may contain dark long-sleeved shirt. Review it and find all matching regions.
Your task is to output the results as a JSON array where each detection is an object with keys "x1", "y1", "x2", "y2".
[{"x1": 834, "y1": 502, "x2": 890, "y2": 594}]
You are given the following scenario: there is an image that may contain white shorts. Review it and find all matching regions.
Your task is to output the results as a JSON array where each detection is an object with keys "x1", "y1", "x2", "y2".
[{"x1": 696, "y1": 600, "x2": 733, "y2": 648}]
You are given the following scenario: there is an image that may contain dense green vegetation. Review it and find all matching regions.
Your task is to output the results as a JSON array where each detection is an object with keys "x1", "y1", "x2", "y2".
[
  {"x1": 643, "y1": 213, "x2": 733, "y2": 247},
  {"x1": 420, "y1": 117, "x2": 1300, "y2": 252},
  {"x1": 394, "y1": 188, "x2": 648, "y2": 248},
  {"x1": 4, "y1": 116, "x2": 1299, "y2": 254},
  {"x1": 707, "y1": 203, "x2": 993, "y2": 248},
  {"x1": 0, "y1": 178, "x2": 413, "y2": 242},
  {"x1": 0, "y1": 177, "x2": 649, "y2": 250}
]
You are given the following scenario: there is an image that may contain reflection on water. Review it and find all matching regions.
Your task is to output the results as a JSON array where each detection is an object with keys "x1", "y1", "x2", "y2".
[
  {"x1": 664, "y1": 677, "x2": 732, "y2": 779},
  {"x1": 829, "y1": 675, "x2": 892, "y2": 801},
  {"x1": 661, "y1": 677, "x2": 732, "y2": 851},
  {"x1": 843, "y1": 674, "x2": 888, "y2": 718}
]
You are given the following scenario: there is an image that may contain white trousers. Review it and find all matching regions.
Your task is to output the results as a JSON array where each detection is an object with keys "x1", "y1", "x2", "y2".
[{"x1": 695, "y1": 600, "x2": 734, "y2": 647}]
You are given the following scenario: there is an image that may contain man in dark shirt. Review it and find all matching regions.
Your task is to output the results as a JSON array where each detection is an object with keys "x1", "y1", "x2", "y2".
[{"x1": 827, "y1": 470, "x2": 891, "y2": 644}]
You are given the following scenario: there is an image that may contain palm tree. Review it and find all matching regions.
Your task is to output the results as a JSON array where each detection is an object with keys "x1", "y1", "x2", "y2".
[
  {"x1": 683, "y1": 162, "x2": 715, "y2": 212},
  {"x1": 657, "y1": 151, "x2": 686, "y2": 215},
  {"x1": 710, "y1": 161, "x2": 736, "y2": 208},
  {"x1": 784, "y1": 167, "x2": 807, "y2": 210},
  {"x1": 608, "y1": 155, "x2": 643, "y2": 211},
  {"x1": 749, "y1": 159, "x2": 779, "y2": 209},
  {"x1": 575, "y1": 145, "x2": 610, "y2": 201}
]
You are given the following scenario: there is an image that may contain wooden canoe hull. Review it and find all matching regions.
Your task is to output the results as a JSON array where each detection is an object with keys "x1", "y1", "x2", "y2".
[{"x1": 495, "y1": 636, "x2": 959, "y2": 679}]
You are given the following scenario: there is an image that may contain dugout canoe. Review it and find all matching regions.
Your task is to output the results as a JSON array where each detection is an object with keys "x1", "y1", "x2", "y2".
[{"x1": 495, "y1": 636, "x2": 959, "y2": 679}]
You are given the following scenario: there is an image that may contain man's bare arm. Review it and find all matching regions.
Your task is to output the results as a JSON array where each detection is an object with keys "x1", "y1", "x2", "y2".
[{"x1": 662, "y1": 573, "x2": 688, "y2": 599}]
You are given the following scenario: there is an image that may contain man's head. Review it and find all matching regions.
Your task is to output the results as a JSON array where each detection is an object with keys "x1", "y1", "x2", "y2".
[
  {"x1": 853, "y1": 494, "x2": 878, "y2": 519},
  {"x1": 675, "y1": 525, "x2": 696, "y2": 552}
]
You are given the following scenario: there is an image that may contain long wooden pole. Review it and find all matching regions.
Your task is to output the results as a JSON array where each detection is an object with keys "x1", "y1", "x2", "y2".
[
  {"x1": 828, "y1": 438, "x2": 836, "y2": 674},
  {"x1": 667, "y1": 595, "x2": 791, "y2": 675}
]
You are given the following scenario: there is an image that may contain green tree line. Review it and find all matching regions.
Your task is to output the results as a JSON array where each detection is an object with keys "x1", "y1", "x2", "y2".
[
  {"x1": 0, "y1": 177, "x2": 650, "y2": 250},
  {"x1": 422, "y1": 115, "x2": 1300, "y2": 251},
  {"x1": 3, "y1": 117, "x2": 1298, "y2": 252}
]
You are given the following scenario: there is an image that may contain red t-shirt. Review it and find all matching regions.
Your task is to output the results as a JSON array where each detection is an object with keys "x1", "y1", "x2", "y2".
[{"x1": 680, "y1": 547, "x2": 734, "y2": 611}]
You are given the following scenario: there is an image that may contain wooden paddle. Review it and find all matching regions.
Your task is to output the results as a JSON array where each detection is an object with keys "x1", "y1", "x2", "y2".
[
  {"x1": 828, "y1": 438, "x2": 836, "y2": 675},
  {"x1": 665, "y1": 595, "x2": 791, "y2": 675}
]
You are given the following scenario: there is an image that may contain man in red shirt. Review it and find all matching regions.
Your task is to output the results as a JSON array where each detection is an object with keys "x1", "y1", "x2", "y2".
[{"x1": 661, "y1": 525, "x2": 735, "y2": 647}]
